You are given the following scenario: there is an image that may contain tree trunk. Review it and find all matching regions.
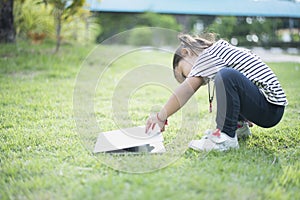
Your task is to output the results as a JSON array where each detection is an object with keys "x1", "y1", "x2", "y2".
[
  {"x1": 54, "y1": 10, "x2": 62, "y2": 53},
  {"x1": 84, "y1": 16, "x2": 89, "y2": 43},
  {"x1": 0, "y1": 0, "x2": 16, "y2": 43}
]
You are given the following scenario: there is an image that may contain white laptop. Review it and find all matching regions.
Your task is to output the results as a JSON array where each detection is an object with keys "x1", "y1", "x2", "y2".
[{"x1": 93, "y1": 125, "x2": 165, "y2": 153}]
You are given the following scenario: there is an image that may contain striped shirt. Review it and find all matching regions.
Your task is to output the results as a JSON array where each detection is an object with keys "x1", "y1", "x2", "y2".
[{"x1": 188, "y1": 39, "x2": 288, "y2": 106}]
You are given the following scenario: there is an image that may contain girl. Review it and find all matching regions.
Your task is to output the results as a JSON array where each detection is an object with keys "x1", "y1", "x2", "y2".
[{"x1": 145, "y1": 33, "x2": 288, "y2": 151}]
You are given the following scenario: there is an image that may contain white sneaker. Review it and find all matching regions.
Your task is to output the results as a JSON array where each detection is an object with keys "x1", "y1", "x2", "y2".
[
  {"x1": 188, "y1": 129, "x2": 239, "y2": 151},
  {"x1": 236, "y1": 121, "x2": 252, "y2": 139}
]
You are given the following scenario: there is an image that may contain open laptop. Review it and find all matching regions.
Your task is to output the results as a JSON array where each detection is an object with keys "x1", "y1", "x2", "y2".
[{"x1": 93, "y1": 125, "x2": 166, "y2": 153}]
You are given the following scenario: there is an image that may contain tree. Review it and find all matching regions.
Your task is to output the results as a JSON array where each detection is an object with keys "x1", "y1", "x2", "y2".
[
  {"x1": 43, "y1": 0, "x2": 85, "y2": 52},
  {"x1": 0, "y1": 0, "x2": 16, "y2": 43}
]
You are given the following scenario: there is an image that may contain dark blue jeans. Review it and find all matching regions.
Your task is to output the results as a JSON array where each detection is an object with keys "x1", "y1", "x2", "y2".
[{"x1": 215, "y1": 68, "x2": 285, "y2": 137}]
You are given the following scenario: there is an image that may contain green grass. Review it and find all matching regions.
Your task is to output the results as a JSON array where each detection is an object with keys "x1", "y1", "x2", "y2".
[{"x1": 0, "y1": 41, "x2": 299, "y2": 200}]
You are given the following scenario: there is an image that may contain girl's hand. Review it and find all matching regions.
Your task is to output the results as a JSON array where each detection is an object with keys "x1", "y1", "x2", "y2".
[{"x1": 145, "y1": 113, "x2": 167, "y2": 134}]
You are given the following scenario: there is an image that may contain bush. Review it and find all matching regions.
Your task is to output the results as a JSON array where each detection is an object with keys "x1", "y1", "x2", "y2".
[
  {"x1": 14, "y1": 0, "x2": 54, "y2": 40},
  {"x1": 96, "y1": 12, "x2": 182, "y2": 43},
  {"x1": 127, "y1": 27, "x2": 153, "y2": 46},
  {"x1": 14, "y1": 0, "x2": 99, "y2": 44}
]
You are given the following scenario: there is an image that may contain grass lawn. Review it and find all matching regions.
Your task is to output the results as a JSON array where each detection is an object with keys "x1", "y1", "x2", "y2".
[{"x1": 0, "y1": 41, "x2": 299, "y2": 200}]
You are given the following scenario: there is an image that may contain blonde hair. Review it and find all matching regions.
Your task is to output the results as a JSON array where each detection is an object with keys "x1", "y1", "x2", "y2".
[{"x1": 173, "y1": 33, "x2": 216, "y2": 69}]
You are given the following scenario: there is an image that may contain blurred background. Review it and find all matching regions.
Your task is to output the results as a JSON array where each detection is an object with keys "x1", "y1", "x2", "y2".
[{"x1": 0, "y1": 0, "x2": 299, "y2": 52}]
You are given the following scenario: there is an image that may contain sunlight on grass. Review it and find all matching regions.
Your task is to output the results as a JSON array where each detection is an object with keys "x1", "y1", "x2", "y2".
[{"x1": 0, "y1": 42, "x2": 299, "y2": 199}]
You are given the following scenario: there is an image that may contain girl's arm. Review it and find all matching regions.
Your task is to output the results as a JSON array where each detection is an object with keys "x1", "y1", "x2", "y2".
[{"x1": 146, "y1": 76, "x2": 203, "y2": 133}]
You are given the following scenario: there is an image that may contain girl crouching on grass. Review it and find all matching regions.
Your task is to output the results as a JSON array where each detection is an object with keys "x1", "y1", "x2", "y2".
[{"x1": 145, "y1": 33, "x2": 288, "y2": 151}]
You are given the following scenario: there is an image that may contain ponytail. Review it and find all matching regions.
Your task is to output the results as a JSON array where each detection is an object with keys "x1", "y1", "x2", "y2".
[
  {"x1": 173, "y1": 33, "x2": 216, "y2": 70},
  {"x1": 178, "y1": 34, "x2": 214, "y2": 53}
]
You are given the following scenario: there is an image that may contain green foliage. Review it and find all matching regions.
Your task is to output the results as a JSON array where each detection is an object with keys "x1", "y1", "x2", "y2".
[
  {"x1": 0, "y1": 43, "x2": 299, "y2": 199},
  {"x1": 14, "y1": 0, "x2": 54, "y2": 38},
  {"x1": 127, "y1": 26, "x2": 153, "y2": 46},
  {"x1": 139, "y1": 12, "x2": 181, "y2": 30},
  {"x1": 206, "y1": 16, "x2": 293, "y2": 47},
  {"x1": 45, "y1": 0, "x2": 85, "y2": 16},
  {"x1": 233, "y1": 17, "x2": 283, "y2": 46},
  {"x1": 96, "y1": 12, "x2": 181, "y2": 43},
  {"x1": 40, "y1": 0, "x2": 87, "y2": 52},
  {"x1": 207, "y1": 16, "x2": 237, "y2": 40},
  {"x1": 60, "y1": 10, "x2": 100, "y2": 44},
  {"x1": 14, "y1": 0, "x2": 99, "y2": 46}
]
